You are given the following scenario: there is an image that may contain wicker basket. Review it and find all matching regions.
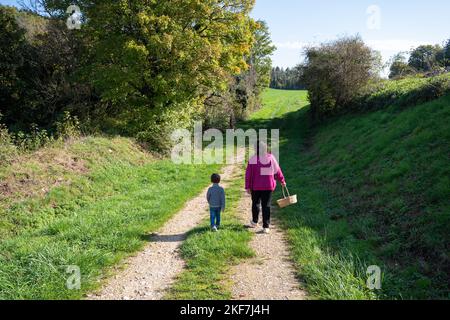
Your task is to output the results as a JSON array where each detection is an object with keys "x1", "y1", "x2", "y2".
[{"x1": 277, "y1": 186, "x2": 298, "y2": 208}]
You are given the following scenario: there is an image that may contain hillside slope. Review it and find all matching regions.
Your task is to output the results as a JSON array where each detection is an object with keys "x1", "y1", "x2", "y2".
[
  {"x1": 0, "y1": 137, "x2": 220, "y2": 299},
  {"x1": 250, "y1": 89, "x2": 449, "y2": 299}
]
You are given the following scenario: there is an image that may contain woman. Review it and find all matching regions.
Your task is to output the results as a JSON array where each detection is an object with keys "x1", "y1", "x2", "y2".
[{"x1": 245, "y1": 141, "x2": 286, "y2": 234}]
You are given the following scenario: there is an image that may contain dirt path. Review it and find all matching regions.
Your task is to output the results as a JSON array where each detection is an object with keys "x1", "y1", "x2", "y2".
[
  {"x1": 230, "y1": 191, "x2": 306, "y2": 300},
  {"x1": 86, "y1": 149, "x2": 305, "y2": 300},
  {"x1": 87, "y1": 164, "x2": 238, "y2": 300}
]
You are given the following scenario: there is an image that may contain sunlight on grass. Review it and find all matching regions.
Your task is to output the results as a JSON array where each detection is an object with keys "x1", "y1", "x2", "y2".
[
  {"x1": 248, "y1": 88, "x2": 449, "y2": 299},
  {"x1": 0, "y1": 137, "x2": 221, "y2": 299}
]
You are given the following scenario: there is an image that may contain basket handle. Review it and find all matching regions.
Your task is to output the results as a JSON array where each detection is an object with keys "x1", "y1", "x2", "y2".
[{"x1": 282, "y1": 186, "x2": 291, "y2": 199}]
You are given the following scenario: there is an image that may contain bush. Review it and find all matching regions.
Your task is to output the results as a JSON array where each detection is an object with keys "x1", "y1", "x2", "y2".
[
  {"x1": 55, "y1": 111, "x2": 81, "y2": 141},
  {"x1": 301, "y1": 36, "x2": 381, "y2": 122},
  {"x1": 12, "y1": 124, "x2": 52, "y2": 152},
  {"x1": 135, "y1": 99, "x2": 202, "y2": 155}
]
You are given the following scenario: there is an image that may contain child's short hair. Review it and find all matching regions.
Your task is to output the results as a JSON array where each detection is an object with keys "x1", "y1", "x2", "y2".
[{"x1": 211, "y1": 174, "x2": 221, "y2": 184}]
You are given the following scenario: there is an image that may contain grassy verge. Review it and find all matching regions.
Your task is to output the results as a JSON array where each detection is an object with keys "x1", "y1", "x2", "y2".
[
  {"x1": 246, "y1": 88, "x2": 449, "y2": 299},
  {"x1": 298, "y1": 94, "x2": 450, "y2": 299},
  {"x1": 166, "y1": 170, "x2": 254, "y2": 300},
  {"x1": 0, "y1": 136, "x2": 221, "y2": 299},
  {"x1": 0, "y1": 137, "x2": 151, "y2": 239}
]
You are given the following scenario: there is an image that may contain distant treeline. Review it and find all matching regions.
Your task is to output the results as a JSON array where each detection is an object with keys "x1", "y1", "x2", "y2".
[
  {"x1": 389, "y1": 41, "x2": 450, "y2": 79},
  {"x1": 269, "y1": 67, "x2": 305, "y2": 90}
]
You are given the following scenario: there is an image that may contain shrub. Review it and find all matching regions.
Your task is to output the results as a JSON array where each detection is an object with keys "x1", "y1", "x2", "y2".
[
  {"x1": 135, "y1": 100, "x2": 202, "y2": 155},
  {"x1": 55, "y1": 111, "x2": 81, "y2": 141},
  {"x1": 12, "y1": 124, "x2": 52, "y2": 152},
  {"x1": 1, "y1": 111, "x2": 82, "y2": 156},
  {"x1": 300, "y1": 36, "x2": 381, "y2": 122}
]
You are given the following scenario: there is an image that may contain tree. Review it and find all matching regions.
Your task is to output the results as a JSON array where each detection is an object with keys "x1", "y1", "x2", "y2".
[
  {"x1": 38, "y1": 1, "x2": 256, "y2": 108},
  {"x1": 205, "y1": 20, "x2": 276, "y2": 129},
  {"x1": 301, "y1": 36, "x2": 381, "y2": 122},
  {"x1": 18, "y1": 0, "x2": 260, "y2": 151},
  {"x1": 408, "y1": 45, "x2": 443, "y2": 72},
  {"x1": 389, "y1": 53, "x2": 415, "y2": 79},
  {"x1": 0, "y1": 5, "x2": 93, "y2": 131},
  {"x1": 0, "y1": 6, "x2": 28, "y2": 125},
  {"x1": 443, "y1": 39, "x2": 450, "y2": 67},
  {"x1": 3, "y1": 1, "x2": 273, "y2": 152},
  {"x1": 251, "y1": 21, "x2": 276, "y2": 91}
]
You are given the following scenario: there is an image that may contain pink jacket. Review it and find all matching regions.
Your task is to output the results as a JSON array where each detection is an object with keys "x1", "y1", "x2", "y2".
[{"x1": 245, "y1": 153, "x2": 286, "y2": 191}]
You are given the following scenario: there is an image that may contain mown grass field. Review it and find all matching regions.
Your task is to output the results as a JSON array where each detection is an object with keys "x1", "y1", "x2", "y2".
[
  {"x1": 247, "y1": 88, "x2": 449, "y2": 299},
  {"x1": 0, "y1": 137, "x2": 221, "y2": 299}
]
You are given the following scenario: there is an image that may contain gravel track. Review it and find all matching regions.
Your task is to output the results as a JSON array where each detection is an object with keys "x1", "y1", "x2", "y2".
[
  {"x1": 230, "y1": 191, "x2": 306, "y2": 300},
  {"x1": 87, "y1": 164, "x2": 238, "y2": 300}
]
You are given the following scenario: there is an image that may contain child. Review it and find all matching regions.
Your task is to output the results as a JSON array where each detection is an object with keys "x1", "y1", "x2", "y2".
[{"x1": 206, "y1": 174, "x2": 225, "y2": 232}]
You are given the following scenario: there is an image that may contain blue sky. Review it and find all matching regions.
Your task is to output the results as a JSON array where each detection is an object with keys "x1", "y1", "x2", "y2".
[
  {"x1": 3, "y1": 0, "x2": 449, "y2": 71},
  {"x1": 251, "y1": 0, "x2": 450, "y2": 69},
  {"x1": 1, "y1": 0, "x2": 18, "y2": 7}
]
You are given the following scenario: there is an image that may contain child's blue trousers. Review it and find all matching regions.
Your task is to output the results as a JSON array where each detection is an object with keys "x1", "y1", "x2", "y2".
[{"x1": 210, "y1": 207, "x2": 221, "y2": 228}]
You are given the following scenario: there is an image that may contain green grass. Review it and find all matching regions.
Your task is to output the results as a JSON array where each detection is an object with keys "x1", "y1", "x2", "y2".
[
  {"x1": 166, "y1": 171, "x2": 254, "y2": 300},
  {"x1": 0, "y1": 137, "x2": 221, "y2": 299},
  {"x1": 304, "y1": 94, "x2": 450, "y2": 299},
  {"x1": 244, "y1": 88, "x2": 449, "y2": 299},
  {"x1": 353, "y1": 73, "x2": 450, "y2": 112},
  {"x1": 250, "y1": 89, "x2": 305, "y2": 120},
  {"x1": 1, "y1": 82, "x2": 448, "y2": 300},
  {"x1": 165, "y1": 90, "x2": 311, "y2": 300}
]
